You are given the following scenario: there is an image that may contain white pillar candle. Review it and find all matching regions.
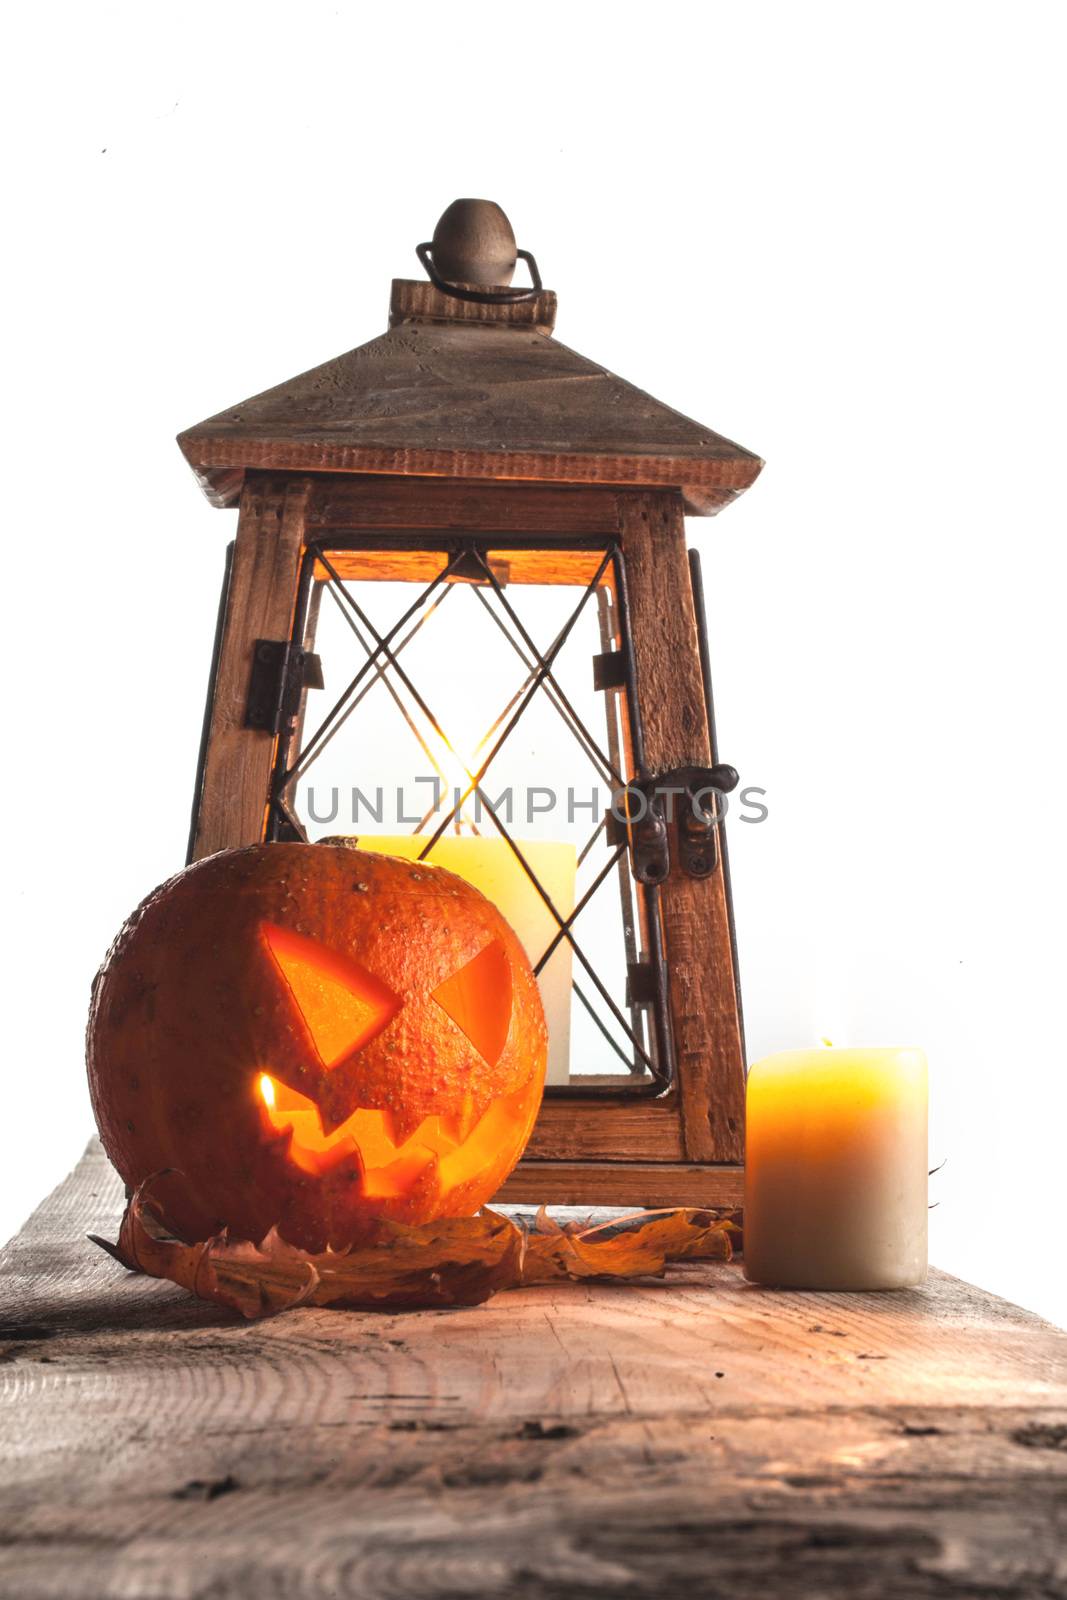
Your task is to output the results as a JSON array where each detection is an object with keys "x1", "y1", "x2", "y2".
[
  {"x1": 355, "y1": 836, "x2": 576, "y2": 1086},
  {"x1": 743, "y1": 1047, "x2": 928, "y2": 1290}
]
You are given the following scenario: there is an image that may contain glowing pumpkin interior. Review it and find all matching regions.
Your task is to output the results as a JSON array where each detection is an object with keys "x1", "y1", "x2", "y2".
[{"x1": 258, "y1": 922, "x2": 532, "y2": 1198}]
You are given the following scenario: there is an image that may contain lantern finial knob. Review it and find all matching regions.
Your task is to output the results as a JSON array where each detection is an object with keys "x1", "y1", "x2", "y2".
[{"x1": 429, "y1": 199, "x2": 518, "y2": 288}]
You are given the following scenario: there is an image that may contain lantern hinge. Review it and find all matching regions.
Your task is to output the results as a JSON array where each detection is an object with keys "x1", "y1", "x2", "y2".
[
  {"x1": 627, "y1": 764, "x2": 739, "y2": 884},
  {"x1": 592, "y1": 648, "x2": 627, "y2": 692},
  {"x1": 625, "y1": 961, "x2": 658, "y2": 1008},
  {"x1": 604, "y1": 807, "x2": 628, "y2": 848},
  {"x1": 245, "y1": 640, "x2": 324, "y2": 735}
]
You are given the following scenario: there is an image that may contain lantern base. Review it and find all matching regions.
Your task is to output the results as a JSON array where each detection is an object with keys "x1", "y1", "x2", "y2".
[{"x1": 495, "y1": 1160, "x2": 743, "y2": 1211}]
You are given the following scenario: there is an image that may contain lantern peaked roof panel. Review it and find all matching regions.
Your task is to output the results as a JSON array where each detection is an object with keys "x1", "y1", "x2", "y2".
[{"x1": 178, "y1": 309, "x2": 762, "y2": 517}]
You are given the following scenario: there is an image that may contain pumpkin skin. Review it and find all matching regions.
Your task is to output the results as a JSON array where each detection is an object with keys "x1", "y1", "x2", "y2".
[{"x1": 87, "y1": 844, "x2": 547, "y2": 1251}]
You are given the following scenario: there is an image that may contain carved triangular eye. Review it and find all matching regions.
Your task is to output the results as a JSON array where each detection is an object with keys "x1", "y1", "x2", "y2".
[
  {"x1": 262, "y1": 923, "x2": 400, "y2": 1068},
  {"x1": 431, "y1": 940, "x2": 512, "y2": 1066}
]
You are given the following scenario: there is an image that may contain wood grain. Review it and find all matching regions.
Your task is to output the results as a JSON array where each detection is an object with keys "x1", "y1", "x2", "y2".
[
  {"x1": 497, "y1": 1159, "x2": 743, "y2": 1208},
  {"x1": 177, "y1": 322, "x2": 763, "y2": 516},
  {"x1": 317, "y1": 548, "x2": 608, "y2": 588},
  {"x1": 620, "y1": 491, "x2": 747, "y2": 1163},
  {"x1": 388, "y1": 278, "x2": 558, "y2": 333},
  {"x1": 305, "y1": 475, "x2": 623, "y2": 535},
  {"x1": 190, "y1": 475, "x2": 309, "y2": 861},
  {"x1": 1, "y1": 1142, "x2": 1065, "y2": 1600},
  {"x1": 521, "y1": 1094, "x2": 685, "y2": 1163}
]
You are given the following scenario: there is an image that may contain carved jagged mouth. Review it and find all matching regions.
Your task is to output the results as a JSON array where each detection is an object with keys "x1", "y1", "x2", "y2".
[{"x1": 258, "y1": 1074, "x2": 533, "y2": 1198}]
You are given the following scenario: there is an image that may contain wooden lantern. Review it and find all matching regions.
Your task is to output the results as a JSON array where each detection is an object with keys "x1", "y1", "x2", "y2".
[{"x1": 179, "y1": 199, "x2": 762, "y2": 1210}]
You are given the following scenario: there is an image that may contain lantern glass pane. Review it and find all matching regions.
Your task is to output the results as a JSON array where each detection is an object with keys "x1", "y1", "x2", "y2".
[{"x1": 270, "y1": 539, "x2": 668, "y2": 1094}]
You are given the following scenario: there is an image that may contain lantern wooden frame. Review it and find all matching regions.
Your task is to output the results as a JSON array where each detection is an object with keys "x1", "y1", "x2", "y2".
[{"x1": 179, "y1": 246, "x2": 762, "y2": 1210}]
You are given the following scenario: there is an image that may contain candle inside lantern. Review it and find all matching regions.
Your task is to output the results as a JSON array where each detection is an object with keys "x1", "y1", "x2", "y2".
[
  {"x1": 744, "y1": 1046, "x2": 928, "y2": 1290},
  {"x1": 355, "y1": 836, "x2": 577, "y2": 1086}
]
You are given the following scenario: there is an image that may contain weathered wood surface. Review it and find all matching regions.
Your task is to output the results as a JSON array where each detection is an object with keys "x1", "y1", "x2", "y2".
[
  {"x1": 388, "y1": 278, "x2": 558, "y2": 334},
  {"x1": 2, "y1": 1143, "x2": 1065, "y2": 1599},
  {"x1": 521, "y1": 1088, "x2": 685, "y2": 1165},
  {"x1": 177, "y1": 320, "x2": 763, "y2": 516},
  {"x1": 305, "y1": 474, "x2": 623, "y2": 534},
  {"x1": 189, "y1": 475, "x2": 309, "y2": 862},
  {"x1": 498, "y1": 1156, "x2": 744, "y2": 1208}
]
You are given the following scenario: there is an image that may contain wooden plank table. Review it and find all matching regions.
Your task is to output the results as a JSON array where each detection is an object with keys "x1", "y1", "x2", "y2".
[{"x1": 1, "y1": 1141, "x2": 1065, "y2": 1599}]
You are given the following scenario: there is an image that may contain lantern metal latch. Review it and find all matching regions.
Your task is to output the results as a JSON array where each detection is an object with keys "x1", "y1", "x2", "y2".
[
  {"x1": 244, "y1": 640, "x2": 323, "y2": 734},
  {"x1": 626, "y1": 764, "x2": 739, "y2": 885}
]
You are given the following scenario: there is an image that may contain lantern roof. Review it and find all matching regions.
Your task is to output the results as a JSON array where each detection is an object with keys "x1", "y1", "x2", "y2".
[{"x1": 178, "y1": 202, "x2": 762, "y2": 518}]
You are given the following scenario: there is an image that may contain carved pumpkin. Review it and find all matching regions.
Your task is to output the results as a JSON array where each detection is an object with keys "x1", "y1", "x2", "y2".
[{"x1": 87, "y1": 843, "x2": 547, "y2": 1251}]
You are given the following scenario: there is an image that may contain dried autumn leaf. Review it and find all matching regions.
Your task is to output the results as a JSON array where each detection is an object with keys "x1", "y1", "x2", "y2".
[
  {"x1": 90, "y1": 1175, "x2": 739, "y2": 1318},
  {"x1": 518, "y1": 1206, "x2": 738, "y2": 1286}
]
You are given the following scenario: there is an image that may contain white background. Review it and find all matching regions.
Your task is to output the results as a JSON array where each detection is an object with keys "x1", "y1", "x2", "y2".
[{"x1": 4, "y1": 2, "x2": 1065, "y2": 1324}]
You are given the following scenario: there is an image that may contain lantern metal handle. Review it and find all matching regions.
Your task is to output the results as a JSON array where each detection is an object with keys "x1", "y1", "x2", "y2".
[{"x1": 415, "y1": 241, "x2": 543, "y2": 305}]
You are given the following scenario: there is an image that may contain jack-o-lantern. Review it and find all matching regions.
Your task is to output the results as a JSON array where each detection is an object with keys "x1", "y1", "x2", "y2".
[{"x1": 87, "y1": 843, "x2": 547, "y2": 1250}]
